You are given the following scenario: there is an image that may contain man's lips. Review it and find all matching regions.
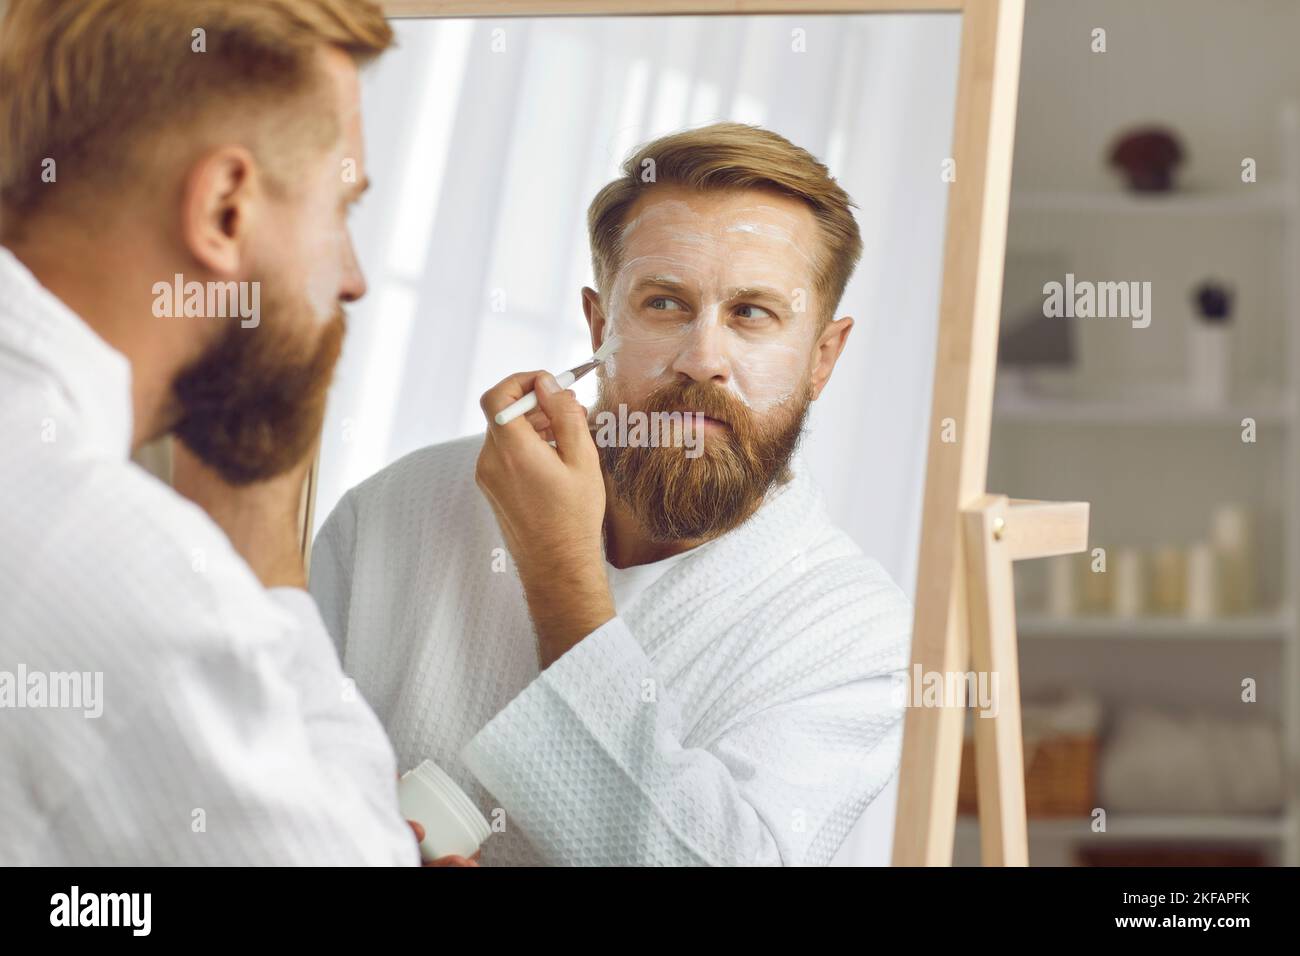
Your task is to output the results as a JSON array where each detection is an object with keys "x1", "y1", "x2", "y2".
[{"x1": 673, "y1": 409, "x2": 730, "y2": 429}]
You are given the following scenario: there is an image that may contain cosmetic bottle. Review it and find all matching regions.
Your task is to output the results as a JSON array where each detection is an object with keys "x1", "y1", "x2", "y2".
[{"x1": 1211, "y1": 504, "x2": 1254, "y2": 614}]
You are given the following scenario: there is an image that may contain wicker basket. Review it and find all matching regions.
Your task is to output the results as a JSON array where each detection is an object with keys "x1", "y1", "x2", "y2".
[{"x1": 957, "y1": 732, "x2": 1098, "y2": 818}]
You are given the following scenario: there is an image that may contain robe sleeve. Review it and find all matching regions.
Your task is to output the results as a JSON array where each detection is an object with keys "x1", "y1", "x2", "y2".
[
  {"x1": 268, "y1": 587, "x2": 418, "y2": 847},
  {"x1": 459, "y1": 616, "x2": 904, "y2": 866},
  {"x1": 35, "y1": 589, "x2": 421, "y2": 866}
]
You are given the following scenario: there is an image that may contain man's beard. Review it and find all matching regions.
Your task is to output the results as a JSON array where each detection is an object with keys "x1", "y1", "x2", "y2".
[
  {"x1": 596, "y1": 377, "x2": 810, "y2": 543},
  {"x1": 170, "y1": 291, "x2": 344, "y2": 486}
]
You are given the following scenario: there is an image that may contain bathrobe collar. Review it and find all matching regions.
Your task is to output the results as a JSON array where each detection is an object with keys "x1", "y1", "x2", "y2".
[{"x1": 627, "y1": 459, "x2": 824, "y2": 655}]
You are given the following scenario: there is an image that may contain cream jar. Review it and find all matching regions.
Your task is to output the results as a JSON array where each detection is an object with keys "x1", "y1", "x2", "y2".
[{"x1": 397, "y1": 759, "x2": 491, "y2": 862}]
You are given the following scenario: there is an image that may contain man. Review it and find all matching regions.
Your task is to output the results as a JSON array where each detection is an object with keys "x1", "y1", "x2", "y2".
[
  {"x1": 310, "y1": 123, "x2": 914, "y2": 866},
  {"x1": 0, "y1": 0, "x2": 443, "y2": 864}
]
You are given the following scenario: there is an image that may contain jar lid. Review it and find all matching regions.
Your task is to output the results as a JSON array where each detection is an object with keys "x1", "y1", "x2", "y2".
[{"x1": 407, "y1": 760, "x2": 491, "y2": 845}]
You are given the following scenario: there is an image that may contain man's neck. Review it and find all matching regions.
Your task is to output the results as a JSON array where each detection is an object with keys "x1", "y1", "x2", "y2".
[
  {"x1": 4, "y1": 229, "x2": 191, "y2": 452},
  {"x1": 600, "y1": 465, "x2": 792, "y2": 569},
  {"x1": 602, "y1": 476, "x2": 708, "y2": 570}
]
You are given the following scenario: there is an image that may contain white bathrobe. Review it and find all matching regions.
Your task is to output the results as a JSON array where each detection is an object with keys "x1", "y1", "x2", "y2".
[
  {"x1": 0, "y1": 247, "x2": 417, "y2": 866},
  {"x1": 310, "y1": 433, "x2": 913, "y2": 866}
]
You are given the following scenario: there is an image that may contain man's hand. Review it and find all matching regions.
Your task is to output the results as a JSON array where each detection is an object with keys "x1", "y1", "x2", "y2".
[
  {"x1": 476, "y1": 371, "x2": 614, "y2": 667},
  {"x1": 170, "y1": 439, "x2": 313, "y2": 590},
  {"x1": 407, "y1": 820, "x2": 480, "y2": 867}
]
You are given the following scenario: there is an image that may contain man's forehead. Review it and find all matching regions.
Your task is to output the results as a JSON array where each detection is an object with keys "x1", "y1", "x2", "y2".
[
  {"x1": 318, "y1": 45, "x2": 367, "y2": 172},
  {"x1": 617, "y1": 199, "x2": 817, "y2": 294},
  {"x1": 320, "y1": 45, "x2": 362, "y2": 100},
  {"x1": 618, "y1": 189, "x2": 819, "y2": 276},
  {"x1": 624, "y1": 261, "x2": 786, "y2": 292},
  {"x1": 623, "y1": 187, "x2": 813, "y2": 236}
]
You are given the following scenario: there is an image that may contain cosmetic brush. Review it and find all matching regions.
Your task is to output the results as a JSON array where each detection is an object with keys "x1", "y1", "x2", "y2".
[{"x1": 493, "y1": 335, "x2": 622, "y2": 426}]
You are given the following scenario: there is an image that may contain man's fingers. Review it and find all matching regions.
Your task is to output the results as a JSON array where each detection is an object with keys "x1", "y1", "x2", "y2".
[
  {"x1": 479, "y1": 369, "x2": 595, "y2": 468},
  {"x1": 523, "y1": 405, "x2": 552, "y2": 434},
  {"x1": 407, "y1": 820, "x2": 482, "y2": 866},
  {"x1": 480, "y1": 370, "x2": 548, "y2": 420},
  {"x1": 534, "y1": 373, "x2": 596, "y2": 466}
]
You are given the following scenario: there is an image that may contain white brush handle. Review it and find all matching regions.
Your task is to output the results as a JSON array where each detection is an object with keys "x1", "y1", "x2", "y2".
[{"x1": 493, "y1": 369, "x2": 577, "y2": 426}]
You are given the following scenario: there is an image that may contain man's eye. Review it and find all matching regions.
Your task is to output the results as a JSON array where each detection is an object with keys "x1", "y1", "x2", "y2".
[
  {"x1": 649, "y1": 296, "x2": 683, "y2": 311},
  {"x1": 736, "y1": 304, "x2": 774, "y2": 322}
]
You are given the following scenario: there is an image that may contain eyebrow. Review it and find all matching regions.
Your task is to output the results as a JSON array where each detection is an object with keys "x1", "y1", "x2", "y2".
[
  {"x1": 727, "y1": 286, "x2": 790, "y2": 306},
  {"x1": 628, "y1": 275, "x2": 791, "y2": 306},
  {"x1": 629, "y1": 275, "x2": 687, "y2": 296}
]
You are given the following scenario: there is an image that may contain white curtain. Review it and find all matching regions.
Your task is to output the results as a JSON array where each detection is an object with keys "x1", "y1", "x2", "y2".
[{"x1": 318, "y1": 13, "x2": 961, "y2": 864}]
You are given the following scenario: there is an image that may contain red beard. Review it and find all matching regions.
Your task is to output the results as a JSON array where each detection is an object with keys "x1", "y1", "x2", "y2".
[
  {"x1": 171, "y1": 298, "x2": 344, "y2": 485},
  {"x1": 595, "y1": 377, "x2": 809, "y2": 542}
]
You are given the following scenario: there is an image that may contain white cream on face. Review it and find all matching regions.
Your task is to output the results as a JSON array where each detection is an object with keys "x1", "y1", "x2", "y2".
[{"x1": 601, "y1": 189, "x2": 823, "y2": 412}]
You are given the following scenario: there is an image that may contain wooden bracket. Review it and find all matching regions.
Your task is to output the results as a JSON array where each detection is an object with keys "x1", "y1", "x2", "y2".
[{"x1": 961, "y1": 494, "x2": 1089, "y2": 865}]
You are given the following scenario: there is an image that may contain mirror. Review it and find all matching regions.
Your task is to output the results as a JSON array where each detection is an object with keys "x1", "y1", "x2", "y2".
[{"x1": 306, "y1": 5, "x2": 994, "y2": 866}]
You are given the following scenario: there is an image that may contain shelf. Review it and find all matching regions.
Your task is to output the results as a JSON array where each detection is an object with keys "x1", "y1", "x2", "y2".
[
  {"x1": 958, "y1": 814, "x2": 1291, "y2": 841},
  {"x1": 1012, "y1": 185, "x2": 1293, "y2": 217},
  {"x1": 1016, "y1": 612, "x2": 1292, "y2": 640},
  {"x1": 993, "y1": 391, "x2": 1296, "y2": 426},
  {"x1": 997, "y1": 106, "x2": 1300, "y2": 867}
]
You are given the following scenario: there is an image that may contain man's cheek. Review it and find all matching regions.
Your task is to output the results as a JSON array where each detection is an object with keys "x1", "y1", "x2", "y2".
[
  {"x1": 301, "y1": 234, "x2": 346, "y2": 324},
  {"x1": 289, "y1": 192, "x2": 345, "y2": 322},
  {"x1": 725, "y1": 334, "x2": 812, "y2": 411},
  {"x1": 611, "y1": 338, "x2": 676, "y2": 387}
]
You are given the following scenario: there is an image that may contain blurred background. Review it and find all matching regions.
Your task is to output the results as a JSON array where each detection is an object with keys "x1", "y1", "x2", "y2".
[{"x1": 966, "y1": 0, "x2": 1299, "y2": 866}]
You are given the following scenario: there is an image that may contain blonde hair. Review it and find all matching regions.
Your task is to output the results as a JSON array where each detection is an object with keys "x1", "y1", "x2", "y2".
[
  {"x1": 0, "y1": 0, "x2": 392, "y2": 225},
  {"x1": 587, "y1": 122, "x2": 863, "y2": 323}
]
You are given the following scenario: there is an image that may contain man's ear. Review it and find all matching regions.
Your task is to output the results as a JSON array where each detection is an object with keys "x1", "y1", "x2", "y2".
[
  {"x1": 180, "y1": 145, "x2": 259, "y2": 278},
  {"x1": 810, "y1": 316, "x2": 854, "y2": 401},
  {"x1": 581, "y1": 286, "x2": 607, "y2": 355}
]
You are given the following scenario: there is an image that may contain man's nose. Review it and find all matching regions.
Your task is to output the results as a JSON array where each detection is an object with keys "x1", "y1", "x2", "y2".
[
  {"x1": 339, "y1": 236, "x2": 367, "y2": 304},
  {"x1": 670, "y1": 316, "x2": 730, "y2": 385}
]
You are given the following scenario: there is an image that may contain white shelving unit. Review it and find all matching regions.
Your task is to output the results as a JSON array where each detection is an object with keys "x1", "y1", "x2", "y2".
[
  {"x1": 959, "y1": 813, "x2": 1289, "y2": 842},
  {"x1": 1017, "y1": 611, "x2": 1292, "y2": 641},
  {"x1": 1012, "y1": 184, "x2": 1293, "y2": 217},
  {"x1": 993, "y1": 389, "x2": 1296, "y2": 427},
  {"x1": 981, "y1": 104, "x2": 1300, "y2": 867}
]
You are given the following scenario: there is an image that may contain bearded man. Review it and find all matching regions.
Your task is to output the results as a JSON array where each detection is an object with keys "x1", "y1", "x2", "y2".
[{"x1": 310, "y1": 123, "x2": 913, "y2": 867}]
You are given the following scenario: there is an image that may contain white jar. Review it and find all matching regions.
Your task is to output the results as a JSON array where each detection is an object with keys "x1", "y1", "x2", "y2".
[
  {"x1": 1188, "y1": 321, "x2": 1230, "y2": 406},
  {"x1": 1112, "y1": 548, "x2": 1144, "y2": 618},
  {"x1": 1046, "y1": 554, "x2": 1077, "y2": 619},
  {"x1": 398, "y1": 759, "x2": 491, "y2": 862},
  {"x1": 1185, "y1": 542, "x2": 1218, "y2": 621}
]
